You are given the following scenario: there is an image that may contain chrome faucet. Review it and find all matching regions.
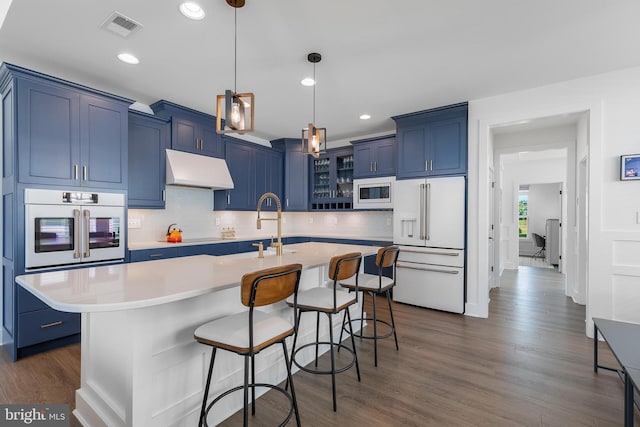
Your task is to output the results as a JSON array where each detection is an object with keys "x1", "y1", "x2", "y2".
[{"x1": 256, "y1": 192, "x2": 283, "y2": 256}]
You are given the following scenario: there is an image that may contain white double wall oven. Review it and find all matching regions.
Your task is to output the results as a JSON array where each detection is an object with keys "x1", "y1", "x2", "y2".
[{"x1": 24, "y1": 189, "x2": 125, "y2": 270}]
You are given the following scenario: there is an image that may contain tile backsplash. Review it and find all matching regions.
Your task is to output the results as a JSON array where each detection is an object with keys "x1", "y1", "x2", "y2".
[{"x1": 127, "y1": 186, "x2": 393, "y2": 243}]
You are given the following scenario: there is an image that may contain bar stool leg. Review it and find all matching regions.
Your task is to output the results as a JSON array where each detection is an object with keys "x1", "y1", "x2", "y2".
[
  {"x1": 243, "y1": 355, "x2": 249, "y2": 427},
  {"x1": 327, "y1": 312, "x2": 337, "y2": 412},
  {"x1": 360, "y1": 292, "x2": 366, "y2": 339},
  {"x1": 346, "y1": 309, "x2": 361, "y2": 381},
  {"x1": 250, "y1": 353, "x2": 256, "y2": 416},
  {"x1": 338, "y1": 310, "x2": 347, "y2": 348},
  {"x1": 386, "y1": 291, "x2": 399, "y2": 350},
  {"x1": 372, "y1": 291, "x2": 378, "y2": 367},
  {"x1": 286, "y1": 309, "x2": 302, "y2": 392},
  {"x1": 282, "y1": 341, "x2": 301, "y2": 426},
  {"x1": 200, "y1": 348, "x2": 217, "y2": 427},
  {"x1": 315, "y1": 312, "x2": 321, "y2": 367}
]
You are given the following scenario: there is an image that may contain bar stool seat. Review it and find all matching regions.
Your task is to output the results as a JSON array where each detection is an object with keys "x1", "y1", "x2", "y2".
[
  {"x1": 339, "y1": 246, "x2": 400, "y2": 367},
  {"x1": 194, "y1": 264, "x2": 303, "y2": 427},
  {"x1": 291, "y1": 286, "x2": 356, "y2": 312}
]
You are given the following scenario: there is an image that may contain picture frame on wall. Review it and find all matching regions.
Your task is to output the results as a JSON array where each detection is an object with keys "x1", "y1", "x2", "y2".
[{"x1": 621, "y1": 154, "x2": 640, "y2": 180}]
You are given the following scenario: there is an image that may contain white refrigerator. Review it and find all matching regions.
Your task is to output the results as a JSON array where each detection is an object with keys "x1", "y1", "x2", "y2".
[{"x1": 392, "y1": 176, "x2": 466, "y2": 313}]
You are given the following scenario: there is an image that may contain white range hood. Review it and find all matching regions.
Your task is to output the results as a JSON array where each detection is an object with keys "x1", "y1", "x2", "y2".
[{"x1": 165, "y1": 149, "x2": 234, "y2": 190}]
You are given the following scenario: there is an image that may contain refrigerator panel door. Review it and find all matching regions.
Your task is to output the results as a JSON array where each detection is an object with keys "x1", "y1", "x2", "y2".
[
  {"x1": 394, "y1": 261, "x2": 464, "y2": 313},
  {"x1": 393, "y1": 179, "x2": 426, "y2": 246},
  {"x1": 424, "y1": 176, "x2": 465, "y2": 249},
  {"x1": 397, "y1": 246, "x2": 464, "y2": 267}
]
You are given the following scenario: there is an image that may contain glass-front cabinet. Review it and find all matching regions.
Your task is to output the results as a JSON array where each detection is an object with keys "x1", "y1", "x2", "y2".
[{"x1": 310, "y1": 147, "x2": 354, "y2": 210}]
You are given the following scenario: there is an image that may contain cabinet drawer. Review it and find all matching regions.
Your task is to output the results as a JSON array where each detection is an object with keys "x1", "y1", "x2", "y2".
[
  {"x1": 129, "y1": 248, "x2": 179, "y2": 262},
  {"x1": 18, "y1": 309, "x2": 80, "y2": 347},
  {"x1": 17, "y1": 286, "x2": 48, "y2": 313}
]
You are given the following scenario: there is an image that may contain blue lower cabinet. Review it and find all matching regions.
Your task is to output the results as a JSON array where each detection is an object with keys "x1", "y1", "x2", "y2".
[
  {"x1": 285, "y1": 236, "x2": 311, "y2": 244},
  {"x1": 17, "y1": 309, "x2": 81, "y2": 348},
  {"x1": 129, "y1": 248, "x2": 180, "y2": 262}
]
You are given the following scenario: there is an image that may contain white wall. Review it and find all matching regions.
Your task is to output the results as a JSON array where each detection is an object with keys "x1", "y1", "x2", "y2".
[
  {"x1": 128, "y1": 186, "x2": 393, "y2": 244},
  {"x1": 468, "y1": 66, "x2": 640, "y2": 334}
]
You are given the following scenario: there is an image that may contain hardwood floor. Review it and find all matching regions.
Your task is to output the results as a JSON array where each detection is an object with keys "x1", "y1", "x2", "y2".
[{"x1": 1, "y1": 265, "x2": 637, "y2": 426}]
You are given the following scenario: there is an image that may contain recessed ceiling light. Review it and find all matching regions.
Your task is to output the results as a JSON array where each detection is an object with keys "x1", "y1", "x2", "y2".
[
  {"x1": 300, "y1": 77, "x2": 315, "y2": 86},
  {"x1": 179, "y1": 2, "x2": 205, "y2": 20},
  {"x1": 117, "y1": 53, "x2": 139, "y2": 65},
  {"x1": 360, "y1": 114, "x2": 371, "y2": 120}
]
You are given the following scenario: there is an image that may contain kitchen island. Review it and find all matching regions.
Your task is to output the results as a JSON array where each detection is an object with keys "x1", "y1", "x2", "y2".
[{"x1": 16, "y1": 242, "x2": 379, "y2": 427}]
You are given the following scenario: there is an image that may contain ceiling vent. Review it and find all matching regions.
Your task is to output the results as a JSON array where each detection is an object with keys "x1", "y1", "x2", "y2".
[{"x1": 100, "y1": 11, "x2": 143, "y2": 38}]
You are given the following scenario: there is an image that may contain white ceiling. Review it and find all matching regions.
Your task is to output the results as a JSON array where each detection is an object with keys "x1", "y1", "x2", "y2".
[{"x1": 1, "y1": 1, "x2": 640, "y2": 144}]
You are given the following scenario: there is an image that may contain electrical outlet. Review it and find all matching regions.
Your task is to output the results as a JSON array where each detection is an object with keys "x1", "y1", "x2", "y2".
[
  {"x1": 308, "y1": 217, "x2": 314, "y2": 224},
  {"x1": 128, "y1": 218, "x2": 141, "y2": 229},
  {"x1": 215, "y1": 217, "x2": 221, "y2": 226}
]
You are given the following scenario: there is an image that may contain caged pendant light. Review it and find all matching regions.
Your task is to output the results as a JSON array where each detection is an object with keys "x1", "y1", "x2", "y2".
[
  {"x1": 301, "y1": 52, "x2": 326, "y2": 158},
  {"x1": 216, "y1": 0, "x2": 254, "y2": 134}
]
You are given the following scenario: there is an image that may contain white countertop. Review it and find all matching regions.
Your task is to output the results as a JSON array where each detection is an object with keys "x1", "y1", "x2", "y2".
[
  {"x1": 16, "y1": 242, "x2": 380, "y2": 313},
  {"x1": 128, "y1": 234, "x2": 392, "y2": 251}
]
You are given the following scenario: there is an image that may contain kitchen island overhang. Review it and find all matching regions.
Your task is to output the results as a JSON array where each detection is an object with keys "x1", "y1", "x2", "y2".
[{"x1": 16, "y1": 242, "x2": 379, "y2": 427}]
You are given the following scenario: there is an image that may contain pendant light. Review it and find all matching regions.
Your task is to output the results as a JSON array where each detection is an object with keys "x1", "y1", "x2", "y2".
[
  {"x1": 216, "y1": 0, "x2": 254, "y2": 134},
  {"x1": 302, "y1": 52, "x2": 326, "y2": 157}
]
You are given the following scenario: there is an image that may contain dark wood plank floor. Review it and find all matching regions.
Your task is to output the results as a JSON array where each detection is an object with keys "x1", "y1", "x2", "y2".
[{"x1": 1, "y1": 265, "x2": 637, "y2": 426}]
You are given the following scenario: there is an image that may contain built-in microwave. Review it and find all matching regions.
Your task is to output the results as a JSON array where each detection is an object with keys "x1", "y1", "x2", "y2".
[
  {"x1": 353, "y1": 177, "x2": 395, "y2": 209},
  {"x1": 24, "y1": 189, "x2": 126, "y2": 270}
]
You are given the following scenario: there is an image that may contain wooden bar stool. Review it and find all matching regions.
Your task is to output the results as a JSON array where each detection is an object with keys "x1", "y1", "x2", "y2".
[
  {"x1": 194, "y1": 264, "x2": 303, "y2": 427},
  {"x1": 339, "y1": 246, "x2": 400, "y2": 366},
  {"x1": 286, "y1": 252, "x2": 362, "y2": 412}
]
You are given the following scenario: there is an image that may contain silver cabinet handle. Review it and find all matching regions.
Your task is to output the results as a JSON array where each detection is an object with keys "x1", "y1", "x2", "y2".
[
  {"x1": 74, "y1": 164, "x2": 78, "y2": 180},
  {"x1": 227, "y1": 193, "x2": 230, "y2": 205},
  {"x1": 430, "y1": 160, "x2": 433, "y2": 171},
  {"x1": 149, "y1": 253, "x2": 165, "y2": 258},
  {"x1": 425, "y1": 160, "x2": 429, "y2": 171},
  {"x1": 397, "y1": 263, "x2": 459, "y2": 274},
  {"x1": 83, "y1": 165, "x2": 87, "y2": 181},
  {"x1": 374, "y1": 161, "x2": 377, "y2": 172},
  {"x1": 162, "y1": 190, "x2": 166, "y2": 201},
  {"x1": 83, "y1": 209, "x2": 91, "y2": 258},
  {"x1": 40, "y1": 321, "x2": 63, "y2": 329},
  {"x1": 73, "y1": 209, "x2": 81, "y2": 259},
  {"x1": 400, "y1": 249, "x2": 460, "y2": 256},
  {"x1": 286, "y1": 198, "x2": 289, "y2": 207}
]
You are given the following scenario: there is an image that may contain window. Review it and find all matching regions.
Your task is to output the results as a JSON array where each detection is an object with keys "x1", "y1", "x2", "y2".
[{"x1": 518, "y1": 189, "x2": 528, "y2": 238}]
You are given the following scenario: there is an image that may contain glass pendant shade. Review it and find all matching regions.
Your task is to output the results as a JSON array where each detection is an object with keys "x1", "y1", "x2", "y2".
[
  {"x1": 216, "y1": 90, "x2": 254, "y2": 134},
  {"x1": 302, "y1": 123, "x2": 326, "y2": 158}
]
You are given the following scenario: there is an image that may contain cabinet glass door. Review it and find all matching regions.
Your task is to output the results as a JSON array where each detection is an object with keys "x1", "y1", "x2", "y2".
[
  {"x1": 312, "y1": 157, "x2": 331, "y2": 199},
  {"x1": 335, "y1": 154, "x2": 353, "y2": 198}
]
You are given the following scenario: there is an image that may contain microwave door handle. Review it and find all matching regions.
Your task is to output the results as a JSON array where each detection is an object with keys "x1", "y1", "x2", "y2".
[
  {"x1": 73, "y1": 209, "x2": 81, "y2": 259},
  {"x1": 83, "y1": 209, "x2": 91, "y2": 258}
]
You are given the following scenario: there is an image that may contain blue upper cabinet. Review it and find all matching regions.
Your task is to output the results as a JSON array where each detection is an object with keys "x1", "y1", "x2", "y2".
[
  {"x1": 214, "y1": 138, "x2": 283, "y2": 211},
  {"x1": 393, "y1": 103, "x2": 467, "y2": 179},
  {"x1": 14, "y1": 69, "x2": 130, "y2": 189},
  {"x1": 352, "y1": 135, "x2": 396, "y2": 179},
  {"x1": 271, "y1": 138, "x2": 308, "y2": 211},
  {"x1": 150, "y1": 100, "x2": 224, "y2": 158},
  {"x1": 128, "y1": 111, "x2": 170, "y2": 209}
]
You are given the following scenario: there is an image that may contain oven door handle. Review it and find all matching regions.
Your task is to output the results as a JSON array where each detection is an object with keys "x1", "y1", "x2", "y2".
[
  {"x1": 73, "y1": 209, "x2": 81, "y2": 259},
  {"x1": 83, "y1": 209, "x2": 91, "y2": 258}
]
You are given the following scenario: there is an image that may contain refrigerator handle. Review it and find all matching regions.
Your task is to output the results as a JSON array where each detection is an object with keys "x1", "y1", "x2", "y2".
[
  {"x1": 419, "y1": 183, "x2": 425, "y2": 240},
  {"x1": 425, "y1": 182, "x2": 431, "y2": 241},
  {"x1": 83, "y1": 209, "x2": 91, "y2": 258},
  {"x1": 73, "y1": 209, "x2": 81, "y2": 259}
]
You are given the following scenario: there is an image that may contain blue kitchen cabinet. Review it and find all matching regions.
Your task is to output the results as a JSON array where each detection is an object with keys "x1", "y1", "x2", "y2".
[
  {"x1": 271, "y1": 138, "x2": 309, "y2": 211},
  {"x1": 309, "y1": 147, "x2": 354, "y2": 210},
  {"x1": 214, "y1": 138, "x2": 283, "y2": 211},
  {"x1": 255, "y1": 146, "x2": 283, "y2": 211},
  {"x1": 150, "y1": 100, "x2": 224, "y2": 158},
  {"x1": 128, "y1": 111, "x2": 170, "y2": 209},
  {"x1": 352, "y1": 135, "x2": 396, "y2": 179},
  {"x1": 393, "y1": 103, "x2": 467, "y2": 179},
  {"x1": 14, "y1": 68, "x2": 130, "y2": 189}
]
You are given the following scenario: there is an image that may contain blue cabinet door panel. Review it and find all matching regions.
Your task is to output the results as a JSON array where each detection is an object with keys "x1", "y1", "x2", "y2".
[
  {"x1": 174, "y1": 118, "x2": 198, "y2": 153},
  {"x1": 430, "y1": 116, "x2": 467, "y2": 176},
  {"x1": 128, "y1": 112, "x2": 169, "y2": 208},
  {"x1": 397, "y1": 126, "x2": 428, "y2": 178},
  {"x1": 81, "y1": 95, "x2": 128, "y2": 188},
  {"x1": 17, "y1": 80, "x2": 80, "y2": 185},
  {"x1": 375, "y1": 140, "x2": 396, "y2": 176}
]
